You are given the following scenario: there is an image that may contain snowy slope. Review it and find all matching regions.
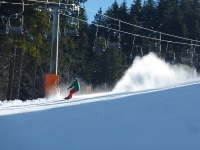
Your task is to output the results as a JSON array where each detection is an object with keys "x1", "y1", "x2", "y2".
[
  {"x1": 0, "y1": 83, "x2": 200, "y2": 150},
  {"x1": 0, "y1": 54, "x2": 200, "y2": 150}
]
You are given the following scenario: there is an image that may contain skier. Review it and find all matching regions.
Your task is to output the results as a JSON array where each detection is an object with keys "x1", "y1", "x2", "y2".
[{"x1": 64, "y1": 78, "x2": 80, "y2": 99}]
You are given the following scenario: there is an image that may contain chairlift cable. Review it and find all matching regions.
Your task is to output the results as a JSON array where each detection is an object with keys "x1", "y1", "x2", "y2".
[
  {"x1": 3, "y1": 1, "x2": 200, "y2": 45},
  {"x1": 3, "y1": 1, "x2": 200, "y2": 47},
  {"x1": 80, "y1": 5, "x2": 200, "y2": 44},
  {"x1": 61, "y1": 13, "x2": 200, "y2": 47}
]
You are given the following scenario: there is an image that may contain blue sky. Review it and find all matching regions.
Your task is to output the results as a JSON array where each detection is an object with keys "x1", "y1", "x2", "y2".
[{"x1": 83, "y1": 0, "x2": 133, "y2": 22}]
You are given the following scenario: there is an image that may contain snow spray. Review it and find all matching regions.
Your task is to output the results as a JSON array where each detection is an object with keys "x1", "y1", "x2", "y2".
[{"x1": 112, "y1": 53, "x2": 199, "y2": 93}]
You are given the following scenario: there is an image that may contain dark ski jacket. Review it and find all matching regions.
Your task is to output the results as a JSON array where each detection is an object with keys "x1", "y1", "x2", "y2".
[{"x1": 68, "y1": 78, "x2": 80, "y2": 91}]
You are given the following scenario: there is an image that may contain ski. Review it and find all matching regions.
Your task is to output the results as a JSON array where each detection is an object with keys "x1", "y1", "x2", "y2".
[{"x1": 63, "y1": 97, "x2": 71, "y2": 100}]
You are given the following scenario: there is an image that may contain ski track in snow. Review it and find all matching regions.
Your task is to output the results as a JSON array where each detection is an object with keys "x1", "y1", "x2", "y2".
[
  {"x1": 0, "y1": 92, "x2": 132, "y2": 116},
  {"x1": 1, "y1": 81, "x2": 200, "y2": 116}
]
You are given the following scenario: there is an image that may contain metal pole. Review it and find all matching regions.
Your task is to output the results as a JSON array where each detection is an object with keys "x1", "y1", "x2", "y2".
[{"x1": 50, "y1": 7, "x2": 59, "y2": 74}]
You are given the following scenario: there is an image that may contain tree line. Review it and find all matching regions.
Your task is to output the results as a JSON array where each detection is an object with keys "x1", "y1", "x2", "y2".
[{"x1": 0, "y1": 0, "x2": 200, "y2": 100}]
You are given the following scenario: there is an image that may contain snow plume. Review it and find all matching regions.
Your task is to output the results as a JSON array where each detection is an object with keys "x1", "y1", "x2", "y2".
[{"x1": 113, "y1": 53, "x2": 199, "y2": 93}]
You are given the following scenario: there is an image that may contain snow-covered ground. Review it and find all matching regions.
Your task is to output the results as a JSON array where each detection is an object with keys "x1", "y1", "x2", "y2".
[{"x1": 0, "y1": 54, "x2": 200, "y2": 150}]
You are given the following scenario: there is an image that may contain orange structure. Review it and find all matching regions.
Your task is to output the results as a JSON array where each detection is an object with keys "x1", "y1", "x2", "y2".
[{"x1": 44, "y1": 74, "x2": 60, "y2": 98}]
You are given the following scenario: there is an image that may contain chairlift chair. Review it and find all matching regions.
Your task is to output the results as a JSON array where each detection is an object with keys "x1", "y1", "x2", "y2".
[
  {"x1": 43, "y1": 28, "x2": 52, "y2": 41},
  {"x1": 43, "y1": 34, "x2": 52, "y2": 41},
  {"x1": 193, "y1": 53, "x2": 200, "y2": 67},
  {"x1": 8, "y1": 26, "x2": 23, "y2": 34},
  {"x1": 130, "y1": 35, "x2": 143, "y2": 60},
  {"x1": 0, "y1": 30, "x2": 7, "y2": 34},
  {"x1": 164, "y1": 42, "x2": 176, "y2": 64},
  {"x1": 107, "y1": 32, "x2": 121, "y2": 49},
  {"x1": 93, "y1": 26, "x2": 107, "y2": 52},
  {"x1": 93, "y1": 47, "x2": 105, "y2": 52},
  {"x1": 64, "y1": 29, "x2": 79, "y2": 36},
  {"x1": 107, "y1": 20, "x2": 121, "y2": 49},
  {"x1": 108, "y1": 42, "x2": 120, "y2": 48},
  {"x1": 64, "y1": 14, "x2": 79, "y2": 36},
  {"x1": 165, "y1": 51, "x2": 176, "y2": 64},
  {"x1": 181, "y1": 49, "x2": 193, "y2": 65},
  {"x1": 149, "y1": 42, "x2": 161, "y2": 58},
  {"x1": 130, "y1": 45, "x2": 143, "y2": 60},
  {"x1": 7, "y1": 14, "x2": 24, "y2": 34},
  {"x1": 6, "y1": 0, "x2": 24, "y2": 34},
  {"x1": 191, "y1": 44, "x2": 200, "y2": 67},
  {"x1": 93, "y1": 37, "x2": 107, "y2": 52}
]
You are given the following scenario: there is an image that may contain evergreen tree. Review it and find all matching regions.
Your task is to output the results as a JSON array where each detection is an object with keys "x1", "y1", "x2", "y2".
[
  {"x1": 119, "y1": 0, "x2": 131, "y2": 56},
  {"x1": 130, "y1": 0, "x2": 143, "y2": 25}
]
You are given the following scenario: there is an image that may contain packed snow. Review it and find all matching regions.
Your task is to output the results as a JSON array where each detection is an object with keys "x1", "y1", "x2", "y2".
[{"x1": 0, "y1": 53, "x2": 200, "y2": 150}]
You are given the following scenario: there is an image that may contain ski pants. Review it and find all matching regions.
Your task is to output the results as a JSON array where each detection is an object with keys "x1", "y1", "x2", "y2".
[{"x1": 68, "y1": 89, "x2": 78, "y2": 98}]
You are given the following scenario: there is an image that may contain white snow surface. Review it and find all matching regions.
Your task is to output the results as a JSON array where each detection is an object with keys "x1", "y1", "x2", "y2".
[{"x1": 0, "y1": 54, "x2": 200, "y2": 150}]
